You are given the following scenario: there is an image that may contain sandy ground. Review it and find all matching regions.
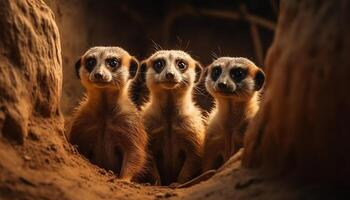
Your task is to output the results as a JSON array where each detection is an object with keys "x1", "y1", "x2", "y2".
[{"x1": 1, "y1": 130, "x2": 343, "y2": 200}]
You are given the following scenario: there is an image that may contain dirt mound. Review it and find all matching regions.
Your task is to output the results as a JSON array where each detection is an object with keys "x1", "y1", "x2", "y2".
[{"x1": 0, "y1": 0, "x2": 62, "y2": 144}]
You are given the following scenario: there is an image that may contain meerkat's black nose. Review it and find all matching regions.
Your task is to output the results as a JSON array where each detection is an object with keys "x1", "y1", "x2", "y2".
[
  {"x1": 94, "y1": 72, "x2": 103, "y2": 80},
  {"x1": 166, "y1": 72, "x2": 175, "y2": 80},
  {"x1": 218, "y1": 82, "x2": 227, "y2": 90}
]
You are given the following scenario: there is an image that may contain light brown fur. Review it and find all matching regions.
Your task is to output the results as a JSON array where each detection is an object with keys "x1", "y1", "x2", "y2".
[
  {"x1": 203, "y1": 57, "x2": 265, "y2": 172},
  {"x1": 68, "y1": 47, "x2": 147, "y2": 181},
  {"x1": 139, "y1": 50, "x2": 205, "y2": 185}
]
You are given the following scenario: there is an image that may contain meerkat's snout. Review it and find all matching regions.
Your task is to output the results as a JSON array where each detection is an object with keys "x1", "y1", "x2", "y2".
[
  {"x1": 152, "y1": 58, "x2": 188, "y2": 89},
  {"x1": 153, "y1": 58, "x2": 183, "y2": 88},
  {"x1": 86, "y1": 57, "x2": 115, "y2": 86},
  {"x1": 212, "y1": 67, "x2": 237, "y2": 94}
]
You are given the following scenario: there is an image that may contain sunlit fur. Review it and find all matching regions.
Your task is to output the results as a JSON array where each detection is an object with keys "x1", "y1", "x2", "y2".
[
  {"x1": 68, "y1": 46, "x2": 148, "y2": 181},
  {"x1": 141, "y1": 50, "x2": 206, "y2": 185},
  {"x1": 203, "y1": 57, "x2": 265, "y2": 172}
]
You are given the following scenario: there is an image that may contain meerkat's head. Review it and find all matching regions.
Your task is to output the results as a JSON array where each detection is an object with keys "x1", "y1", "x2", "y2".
[
  {"x1": 74, "y1": 46, "x2": 138, "y2": 90},
  {"x1": 137, "y1": 50, "x2": 202, "y2": 91},
  {"x1": 205, "y1": 57, "x2": 265, "y2": 101}
]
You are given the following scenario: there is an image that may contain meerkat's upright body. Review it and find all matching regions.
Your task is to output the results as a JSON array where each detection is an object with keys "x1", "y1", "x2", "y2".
[
  {"x1": 140, "y1": 50, "x2": 205, "y2": 185},
  {"x1": 203, "y1": 57, "x2": 265, "y2": 171},
  {"x1": 68, "y1": 47, "x2": 147, "y2": 181}
]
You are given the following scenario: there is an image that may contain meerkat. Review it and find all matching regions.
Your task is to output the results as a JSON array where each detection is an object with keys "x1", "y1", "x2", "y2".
[
  {"x1": 137, "y1": 50, "x2": 205, "y2": 185},
  {"x1": 202, "y1": 57, "x2": 265, "y2": 172},
  {"x1": 68, "y1": 46, "x2": 148, "y2": 181}
]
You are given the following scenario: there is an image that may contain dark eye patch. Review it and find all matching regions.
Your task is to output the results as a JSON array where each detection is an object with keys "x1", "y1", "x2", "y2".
[
  {"x1": 85, "y1": 57, "x2": 96, "y2": 72},
  {"x1": 230, "y1": 67, "x2": 247, "y2": 82},
  {"x1": 176, "y1": 59, "x2": 188, "y2": 72},
  {"x1": 106, "y1": 57, "x2": 120, "y2": 68},
  {"x1": 152, "y1": 58, "x2": 165, "y2": 73},
  {"x1": 211, "y1": 66, "x2": 222, "y2": 81}
]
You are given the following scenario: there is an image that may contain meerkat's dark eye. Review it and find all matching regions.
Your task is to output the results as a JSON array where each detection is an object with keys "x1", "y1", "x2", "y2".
[
  {"x1": 85, "y1": 57, "x2": 96, "y2": 72},
  {"x1": 153, "y1": 59, "x2": 165, "y2": 73},
  {"x1": 177, "y1": 60, "x2": 188, "y2": 71},
  {"x1": 230, "y1": 67, "x2": 247, "y2": 82},
  {"x1": 106, "y1": 57, "x2": 120, "y2": 68},
  {"x1": 211, "y1": 66, "x2": 222, "y2": 81}
]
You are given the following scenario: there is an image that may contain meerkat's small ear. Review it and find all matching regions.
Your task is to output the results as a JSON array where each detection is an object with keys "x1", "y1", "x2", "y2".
[
  {"x1": 194, "y1": 62, "x2": 203, "y2": 83},
  {"x1": 254, "y1": 69, "x2": 265, "y2": 91},
  {"x1": 75, "y1": 58, "x2": 81, "y2": 79},
  {"x1": 129, "y1": 57, "x2": 139, "y2": 79}
]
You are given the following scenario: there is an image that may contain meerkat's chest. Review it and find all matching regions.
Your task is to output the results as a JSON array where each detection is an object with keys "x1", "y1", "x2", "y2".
[
  {"x1": 147, "y1": 114, "x2": 194, "y2": 172},
  {"x1": 147, "y1": 114, "x2": 195, "y2": 143},
  {"x1": 207, "y1": 117, "x2": 240, "y2": 159},
  {"x1": 81, "y1": 113, "x2": 128, "y2": 146}
]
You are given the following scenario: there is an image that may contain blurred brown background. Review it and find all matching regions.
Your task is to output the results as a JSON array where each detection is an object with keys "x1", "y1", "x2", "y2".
[{"x1": 44, "y1": 0, "x2": 278, "y2": 115}]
